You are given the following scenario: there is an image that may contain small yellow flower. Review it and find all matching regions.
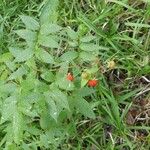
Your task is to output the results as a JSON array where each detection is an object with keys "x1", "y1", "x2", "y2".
[
  {"x1": 81, "y1": 72, "x2": 89, "y2": 79},
  {"x1": 107, "y1": 60, "x2": 116, "y2": 69}
]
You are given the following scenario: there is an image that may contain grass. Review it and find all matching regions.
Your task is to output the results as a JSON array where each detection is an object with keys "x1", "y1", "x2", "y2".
[
  {"x1": 0, "y1": 0, "x2": 42, "y2": 52},
  {"x1": 0, "y1": 0, "x2": 150, "y2": 149}
]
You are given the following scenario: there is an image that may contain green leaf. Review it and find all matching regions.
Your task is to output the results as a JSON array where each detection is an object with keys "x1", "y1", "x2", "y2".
[
  {"x1": 67, "y1": 28, "x2": 78, "y2": 40},
  {"x1": 56, "y1": 62, "x2": 74, "y2": 91},
  {"x1": 74, "y1": 97, "x2": 95, "y2": 119},
  {"x1": 22, "y1": 143, "x2": 32, "y2": 150},
  {"x1": 4, "y1": 143, "x2": 18, "y2": 150},
  {"x1": 80, "y1": 43, "x2": 101, "y2": 51},
  {"x1": 0, "y1": 70, "x2": 9, "y2": 81},
  {"x1": 40, "y1": 0, "x2": 59, "y2": 24},
  {"x1": 74, "y1": 87, "x2": 95, "y2": 97},
  {"x1": 47, "y1": 99, "x2": 58, "y2": 121},
  {"x1": 12, "y1": 109, "x2": 23, "y2": 144},
  {"x1": 40, "y1": 134, "x2": 49, "y2": 148},
  {"x1": 25, "y1": 126, "x2": 41, "y2": 136},
  {"x1": 38, "y1": 35, "x2": 59, "y2": 48},
  {"x1": 0, "y1": 52, "x2": 13, "y2": 63},
  {"x1": 60, "y1": 51, "x2": 78, "y2": 62},
  {"x1": 81, "y1": 78, "x2": 88, "y2": 88},
  {"x1": 36, "y1": 49, "x2": 55, "y2": 64},
  {"x1": 68, "y1": 41, "x2": 78, "y2": 47},
  {"x1": 40, "y1": 23, "x2": 62, "y2": 35},
  {"x1": 0, "y1": 96, "x2": 17, "y2": 124},
  {"x1": 52, "y1": 89, "x2": 69, "y2": 110},
  {"x1": 46, "y1": 89, "x2": 69, "y2": 110},
  {"x1": 20, "y1": 107, "x2": 38, "y2": 118},
  {"x1": 45, "y1": 89, "x2": 69, "y2": 120},
  {"x1": 86, "y1": 66, "x2": 99, "y2": 74},
  {"x1": 9, "y1": 47, "x2": 34, "y2": 62},
  {"x1": 14, "y1": 29, "x2": 36, "y2": 42},
  {"x1": 41, "y1": 71, "x2": 55, "y2": 82},
  {"x1": 20, "y1": 15, "x2": 39, "y2": 30},
  {"x1": 40, "y1": 112, "x2": 57, "y2": 130},
  {"x1": 80, "y1": 35, "x2": 96, "y2": 42},
  {"x1": 58, "y1": 62, "x2": 69, "y2": 76},
  {"x1": 0, "y1": 82, "x2": 17, "y2": 94},
  {"x1": 57, "y1": 77, "x2": 74, "y2": 91},
  {"x1": 79, "y1": 51, "x2": 97, "y2": 61},
  {"x1": 5, "y1": 61, "x2": 16, "y2": 71},
  {"x1": 0, "y1": 65, "x2": 6, "y2": 74},
  {"x1": 8, "y1": 66, "x2": 27, "y2": 80}
]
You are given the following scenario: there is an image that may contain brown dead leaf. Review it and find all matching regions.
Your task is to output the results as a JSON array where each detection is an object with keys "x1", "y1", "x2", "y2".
[{"x1": 126, "y1": 111, "x2": 135, "y2": 125}]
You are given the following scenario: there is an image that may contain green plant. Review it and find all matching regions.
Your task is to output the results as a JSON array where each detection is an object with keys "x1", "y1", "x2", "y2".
[
  {"x1": 0, "y1": 0, "x2": 150, "y2": 149},
  {"x1": 0, "y1": 0, "x2": 102, "y2": 149}
]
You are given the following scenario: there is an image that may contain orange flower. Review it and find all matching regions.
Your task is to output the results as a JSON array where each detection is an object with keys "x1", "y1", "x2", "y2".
[
  {"x1": 87, "y1": 79, "x2": 98, "y2": 87},
  {"x1": 66, "y1": 73, "x2": 74, "y2": 81}
]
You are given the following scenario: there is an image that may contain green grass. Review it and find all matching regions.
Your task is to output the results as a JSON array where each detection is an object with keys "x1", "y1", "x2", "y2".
[
  {"x1": 0, "y1": 0, "x2": 150, "y2": 149},
  {"x1": 0, "y1": 0, "x2": 42, "y2": 52}
]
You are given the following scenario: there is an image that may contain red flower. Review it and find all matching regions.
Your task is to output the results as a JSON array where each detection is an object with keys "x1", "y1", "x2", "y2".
[
  {"x1": 88, "y1": 79, "x2": 98, "y2": 87},
  {"x1": 67, "y1": 73, "x2": 74, "y2": 81}
]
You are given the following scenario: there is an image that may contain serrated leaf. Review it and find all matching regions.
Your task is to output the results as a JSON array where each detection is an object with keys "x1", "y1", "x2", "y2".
[
  {"x1": 75, "y1": 87, "x2": 95, "y2": 97},
  {"x1": 60, "y1": 51, "x2": 78, "y2": 62},
  {"x1": 36, "y1": 81, "x2": 49, "y2": 93},
  {"x1": 0, "y1": 82, "x2": 17, "y2": 94},
  {"x1": 51, "y1": 89, "x2": 69, "y2": 110},
  {"x1": 67, "y1": 28, "x2": 78, "y2": 40},
  {"x1": 5, "y1": 61, "x2": 16, "y2": 71},
  {"x1": 0, "y1": 65, "x2": 6, "y2": 74},
  {"x1": 0, "y1": 52, "x2": 13, "y2": 63},
  {"x1": 40, "y1": 112, "x2": 57, "y2": 130},
  {"x1": 14, "y1": 29, "x2": 36, "y2": 45},
  {"x1": 0, "y1": 70, "x2": 9, "y2": 80},
  {"x1": 36, "y1": 49, "x2": 55, "y2": 64},
  {"x1": 9, "y1": 47, "x2": 34, "y2": 62},
  {"x1": 57, "y1": 77, "x2": 74, "y2": 91},
  {"x1": 22, "y1": 143, "x2": 32, "y2": 150},
  {"x1": 56, "y1": 62, "x2": 74, "y2": 91},
  {"x1": 86, "y1": 66, "x2": 99, "y2": 74},
  {"x1": 40, "y1": 23, "x2": 62, "y2": 35},
  {"x1": 40, "y1": 0, "x2": 59, "y2": 24},
  {"x1": 12, "y1": 109, "x2": 23, "y2": 144},
  {"x1": 20, "y1": 15, "x2": 39, "y2": 30},
  {"x1": 41, "y1": 71, "x2": 55, "y2": 82},
  {"x1": 80, "y1": 43, "x2": 100, "y2": 51},
  {"x1": 79, "y1": 51, "x2": 97, "y2": 61},
  {"x1": 20, "y1": 78, "x2": 36, "y2": 93},
  {"x1": 40, "y1": 134, "x2": 49, "y2": 148},
  {"x1": 8, "y1": 66, "x2": 27, "y2": 80},
  {"x1": 45, "y1": 89, "x2": 69, "y2": 121},
  {"x1": 0, "y1": 96, "x2": 17, "y2": 124},
  {"x1": 25, "y1": 126, "x2": 41, "y2": 136},
  {"x1": 38, "y1": 35, "x2": 59, "y2": 48},
  {"x1": 68, "y1": 41, "x2": 78, "y2": 47},
  {"x1": 74, "y1": 97, "x2": 95, "y2": 118},
  {"x1": 20, "y1": 107, "x2": 38, "y2": 118},
  {"x1": 58, "y1": 62, "x2": 69, "y2": 75},
  {"x1": 47, "y1": 99, "x2": 58, "y2": 121},
  {"x1": 80, "y1": 35, "x2": 96, "y2": 42},
  {"x1": 46, "y1": 89, "x2": 69, "y2": 110}
]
